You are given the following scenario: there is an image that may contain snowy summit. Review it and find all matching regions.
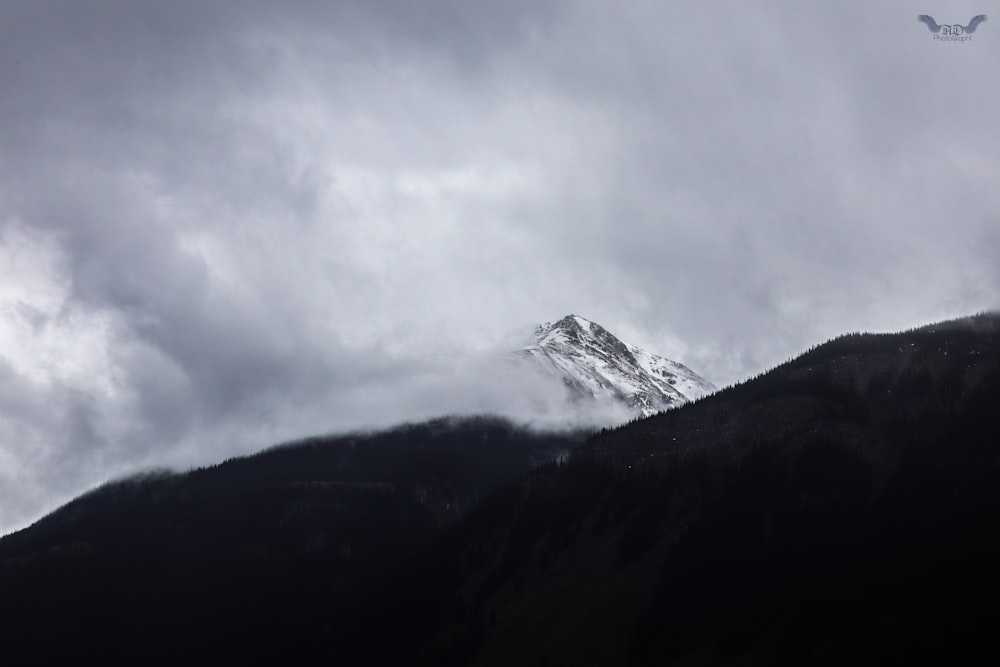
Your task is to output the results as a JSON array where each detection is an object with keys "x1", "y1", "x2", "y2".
[{"x1": 517, "y1": 315, "x2": 716, "y2": 418}]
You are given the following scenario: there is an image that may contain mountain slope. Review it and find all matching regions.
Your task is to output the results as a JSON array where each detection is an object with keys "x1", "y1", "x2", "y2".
[
  {"x1": 385, "y1": 312, "x2": 1000, "y2": 666},
  {"x1": 518, "y1": 315, "x2": 716, "y2": 417},
  {"x1": 4, "y1": 313, "x2": 1000, "y2": 665},
  {"x1": 0, "y1": 416, "x2": 588, "y2": 662}
]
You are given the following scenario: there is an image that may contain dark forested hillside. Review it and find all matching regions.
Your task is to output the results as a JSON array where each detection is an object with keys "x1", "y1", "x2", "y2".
[
  {"x1": 0, "y1": 416, "x2": 587, "y2": 662},
  {"x1": 3, "y1": 314, "x2": 1000, "y2": 665},
  {"x1": 377, "y1": 313, "x2": 1000, "y2": 665}
]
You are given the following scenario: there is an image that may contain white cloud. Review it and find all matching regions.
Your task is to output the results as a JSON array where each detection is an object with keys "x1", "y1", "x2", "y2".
[{"x1": 1, "y1": 0, "x2": 998, "y2": 534}]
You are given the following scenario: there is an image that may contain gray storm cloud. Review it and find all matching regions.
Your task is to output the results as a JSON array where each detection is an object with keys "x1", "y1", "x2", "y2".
[{"x1": 1, "y1": 0, "x2": 998, "y2": 534}]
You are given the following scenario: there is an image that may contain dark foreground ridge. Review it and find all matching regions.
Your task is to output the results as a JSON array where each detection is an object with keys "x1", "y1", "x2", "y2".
[
  {"x1": 0, "y1": 416, "x2": 588, "y2": 662},
  {"x1": 2, "y1": 312, "x2": 1000, "y2": 665}
]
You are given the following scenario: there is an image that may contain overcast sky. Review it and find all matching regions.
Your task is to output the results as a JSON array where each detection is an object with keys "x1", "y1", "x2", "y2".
[{"x1": 1, "y1": 0, "x2": 998, "y2": 535}]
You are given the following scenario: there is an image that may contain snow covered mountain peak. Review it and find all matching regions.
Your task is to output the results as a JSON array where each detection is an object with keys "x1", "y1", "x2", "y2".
[{"x1": 519, "y1": 315, "x2": 716, "y2": 418}]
